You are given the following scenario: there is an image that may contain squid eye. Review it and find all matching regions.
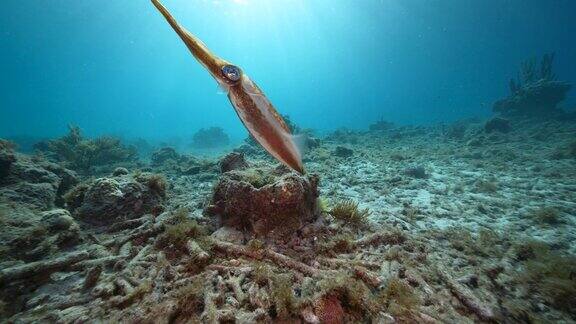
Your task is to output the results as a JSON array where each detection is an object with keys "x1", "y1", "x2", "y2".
[{"x1": 222, "y1": 65, "x2": 241, "y2": 82}]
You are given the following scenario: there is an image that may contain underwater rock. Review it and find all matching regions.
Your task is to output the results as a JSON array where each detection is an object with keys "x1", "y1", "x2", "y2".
[
  {"x1": 0, "y1": 204, "x2": 81, "y2": 263},
  {"x1": 219, "y1": 152, "x2": 248, "y2": 173},
  {"x1": 150, "y1": 147, "x2": 182, "y2": 167},
  {"x1": 0, "y1": 140, "x2": 17, "y2": 180},
  {"x1": 191, "y1": 127, "x2": 230, "y2": 149},
  {"x1": 210, "y1": 226, "x2": 246, "y2": 244},
  {"x1": 208, "y1": 165, "x2": 319, "y2": 239},
  {"x1": 41, "y1": 209, "x2": 76, "y2": 232},
  {"x1": 484, "y1": 117, "x2": 511, "y2": 133},
  {"x1": 333, "y1": 146, "x2": 354, "y2": 158},
  {"x1": 0, "y1": 147, "x2": 78, "y2": 210},
  {"x1": 403, "y1": 166, "x2": 428, "y2": 179},
  {"x1": 66, "y1": 173, "x2": 166, "y2": 226},
  {"x1": 112, "y1": 167, "x2": 129, "y2": 177}
]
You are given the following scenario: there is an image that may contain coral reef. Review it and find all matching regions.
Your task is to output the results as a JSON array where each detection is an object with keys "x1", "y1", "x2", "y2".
[
  {"x1": 191, "y1": 127, "x2": 230, "y2": 149},
  {"x1": 34, "y1": 125, "x2": 137, "y2": 174},
  {"x1": 493, "y1": 53, "x2": 571, "y2": 118}
]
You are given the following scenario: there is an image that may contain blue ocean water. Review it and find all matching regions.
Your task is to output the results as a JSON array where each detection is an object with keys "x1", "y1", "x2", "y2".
[{"x1": 1, "y1": 0, "x2": 575, "y2": 144}]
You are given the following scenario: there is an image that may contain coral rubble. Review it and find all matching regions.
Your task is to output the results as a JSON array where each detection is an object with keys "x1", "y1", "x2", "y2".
[{"x1": 1, "y1": 115, "x2": 576, "y2": 323}]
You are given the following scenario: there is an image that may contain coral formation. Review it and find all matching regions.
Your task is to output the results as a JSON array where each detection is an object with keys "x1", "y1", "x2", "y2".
[
  {"x1": 0, "y1": 140, "x2": 78, "y2": 209},
  {"x1": 191, "y1": 126, "x2": 230, "y2": 149},
  {"x1": 207, "y1": 163, "x2": 320, "y2": 240},
  {"x1": 34, "y1": 125, "x2": 137, "y2": 173},
  {"x1": 65, "y1": 172, "x2": 166, "y2": 226},
  {"x1": 493, "y1": 53, "x2": 571, "y2": 118}
]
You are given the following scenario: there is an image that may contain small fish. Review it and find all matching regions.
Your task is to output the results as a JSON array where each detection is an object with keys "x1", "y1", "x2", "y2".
[{"x1": 151, "y1": 0, "x2": 305, "y2": 174}]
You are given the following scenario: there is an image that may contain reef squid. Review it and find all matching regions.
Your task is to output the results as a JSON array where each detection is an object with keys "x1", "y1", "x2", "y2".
[{"x1": 151, "y1": 0, "x2": 305, "y2": 174}]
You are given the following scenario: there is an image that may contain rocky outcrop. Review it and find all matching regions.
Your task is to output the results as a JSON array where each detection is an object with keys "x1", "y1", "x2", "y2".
[
  {"x1": 493, "y1": 80, "x2": 571, "y2": 117},
  {"x1": 219, "y1": 152, "x2": 248, "y2": 173},
  {"x1": 0, "y1": 140, "x2": 78, "y2": 210},
  {"x1": 484, "y1": 117, "x2": 511, "y2": 133},
  {"x1": 207, "y1": 165, "x2": 320, "y2": 240},
  {"x1": 66, "y1": 173, "x2": 166, "y2": 226}
]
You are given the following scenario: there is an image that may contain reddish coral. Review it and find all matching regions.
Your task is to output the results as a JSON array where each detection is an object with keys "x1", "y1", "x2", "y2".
[{"x1": 314, "y1": 294, "x2": 345, "y2": 324}]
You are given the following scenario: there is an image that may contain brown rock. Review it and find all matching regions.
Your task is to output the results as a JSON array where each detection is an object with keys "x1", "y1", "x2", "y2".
[{"x1": 208, "y1": 166, "x2": 319, "y2": 239}]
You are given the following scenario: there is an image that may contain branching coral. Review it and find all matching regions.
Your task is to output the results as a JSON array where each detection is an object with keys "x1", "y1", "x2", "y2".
[
  {"x1": 329, "y1": 200, "x2": 370, "y2": 228},
  {"x1": 495, "y1": 53, "x2": 571, "y2": 117},
  {"x1": 512, "y1": 53, "x2": 557, "y2": 92}
]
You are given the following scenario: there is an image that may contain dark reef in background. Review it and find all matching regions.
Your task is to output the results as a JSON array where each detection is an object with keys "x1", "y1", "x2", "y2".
[
  {"x1": 493, "y1": 53, "x2": 571, "y2": 118},
  {"x1": 191, "y1": 127, "x2": 230, "y2": 149}
]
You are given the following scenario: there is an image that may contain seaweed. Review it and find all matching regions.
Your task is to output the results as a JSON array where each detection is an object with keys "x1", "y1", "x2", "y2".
[
  {"x1": 270, "y1": 273, "x2": 297, "y2": 318},
  {"x1": 516, "y1": 242, "x2": 576, "y2": 314},
  {"x1": 317, "y1": 272, "x2": 375, "y2": 315},
  {"x1": 382, "y1": 278, "x2": 419, "y2": 317},
  {"x1": 155, "y1": 209, "x2": 208, "y2": 255},
  {"x1": 529, "y1": 207, "x2": 562, "y2": 225},
  {"x1": 316, "y1": 234, "x2": 355, "y2": 255},
  {"x1": 135, "y1": 172, "x2": 168, "y2": 198},
  {"x1": 516, "y1": 53, "x2": 556, "y2": 90},
  {"x1": 175, "y1": 279, "x2": 206, "y2": 319},
  {"x1": 475, "y1": 178, "x2": 498, "y2": 194},
  {"x1": 242, "y1": 168, "x2": 275, "y2": 188},
  {"x1": 329, "y1": 200, "x2": 370, "y2": 228}
]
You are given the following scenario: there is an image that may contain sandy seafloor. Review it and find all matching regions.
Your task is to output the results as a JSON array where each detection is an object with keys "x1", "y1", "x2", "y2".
[{"x1": 0, "y1": 117, "x2": 575, "y2": 323}]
